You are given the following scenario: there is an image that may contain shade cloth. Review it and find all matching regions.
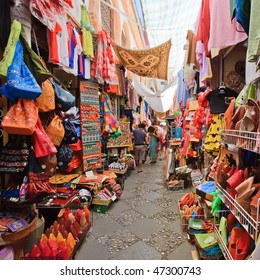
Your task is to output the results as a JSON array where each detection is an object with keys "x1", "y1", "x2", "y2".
[
  {"x1": 132, "y1": 75, "x2": 177, "y2": 113},
  {"x1": 112, "y1": 40, "x2": 171, "y2": 80}
]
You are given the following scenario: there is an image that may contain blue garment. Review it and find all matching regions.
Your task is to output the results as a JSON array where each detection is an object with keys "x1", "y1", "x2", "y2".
[
  {"x1": 236, "y1": 0, "x2": 250, "y2": 35},
  {"x1": 174, "y1": 126, "x2": 182, "y2": 139},
  {"x1": 148, "y1": 135, "x2": 157, "y2": 160},
  {"x1": 177, "y1": 69, "x2": 184, "y2": 104}
]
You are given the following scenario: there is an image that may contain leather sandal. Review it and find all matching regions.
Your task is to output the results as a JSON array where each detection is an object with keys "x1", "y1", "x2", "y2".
[
  {"x1": 230, "y1": 105, "x2": 246, "y2": 130},
  {"x1": 226, "y1": 170, "x2": 244, "y2": 198}
]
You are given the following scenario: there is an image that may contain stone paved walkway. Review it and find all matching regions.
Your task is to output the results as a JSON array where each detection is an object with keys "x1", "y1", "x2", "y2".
[{"x1": 75, "y1": 160, "x2": 195, "y2": 260}]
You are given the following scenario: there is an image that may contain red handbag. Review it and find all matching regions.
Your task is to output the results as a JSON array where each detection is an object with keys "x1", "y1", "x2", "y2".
[{"x1": 32, "y1": 116, "x2": 57, "y2": 158}]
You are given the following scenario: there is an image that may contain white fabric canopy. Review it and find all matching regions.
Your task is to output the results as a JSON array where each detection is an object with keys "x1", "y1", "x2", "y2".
[{"x1": 132, "y1": 75, "x2": 177, "y2": 113}]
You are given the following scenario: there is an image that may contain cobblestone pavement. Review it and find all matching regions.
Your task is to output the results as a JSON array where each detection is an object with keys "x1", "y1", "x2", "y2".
[{"x1": 75, "y1": 160, "x2": 195, "y2": 260}]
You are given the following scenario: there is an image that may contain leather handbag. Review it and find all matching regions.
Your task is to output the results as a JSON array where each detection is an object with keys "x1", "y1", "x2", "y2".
[
  {"x1": 1, "y1": 40, "x2": 42, "y2": 101},
  {"x1": 36, "y1": 79, "x2": 55, "y2": 112},
  {"x1": 0, "y1": 135, "x2": 30, "y2": 173},
  {"x1": 32, "y1": 116, "x2": 57, "y2": 158},
  {"x1": 46, "y1": 115, "x2": 65, "y2": 147},
  {"x1": 51, "y1": 80, "x2": 75, "y2": 112},
  {"x1": 2, "y1": 98, "x2": 38, "y2": 135}
]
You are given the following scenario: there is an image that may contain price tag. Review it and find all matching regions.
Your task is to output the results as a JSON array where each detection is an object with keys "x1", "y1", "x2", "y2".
[{"x1": 111, "y1": 193, "x2": 117, "y2": 201}]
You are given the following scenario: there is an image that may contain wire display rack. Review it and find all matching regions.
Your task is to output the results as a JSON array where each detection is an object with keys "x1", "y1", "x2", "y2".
[
  {"x1": 222, "y1": 129, "x2": 260, "y2": 153},
  {"x1": 177, "y1": 195, "x2": 206, "y2": 232},
  {"x1": 213, "y1": 210, "x2": 233, "y2": 260},
  {"x1": 216, "y1": 182, "x2": 260, "y2": 240}
]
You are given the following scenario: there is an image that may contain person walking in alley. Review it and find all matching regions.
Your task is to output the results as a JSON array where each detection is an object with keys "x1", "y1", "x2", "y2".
[
  {"x1": 147, "y1": 124, "x2": 160, "y2": 164},
  {"x1": 132, "y1": 122, "x2": 147, "y2": 173}
]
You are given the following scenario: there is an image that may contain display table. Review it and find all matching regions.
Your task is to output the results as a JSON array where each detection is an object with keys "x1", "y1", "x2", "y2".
[
  {"x1": 37, "y1": 192, "x2": 78, "y2": 230},
  {"x1": 109, "y1": 168, "x2": 128, "y2": 189}
]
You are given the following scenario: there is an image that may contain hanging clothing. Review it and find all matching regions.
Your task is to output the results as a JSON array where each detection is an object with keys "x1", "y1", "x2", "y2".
[
  {"x1": 206, "y1": 86, "x2": 237, "y2": 114},
  {"x1": 101, "y1": 94, "x2": 120, "y2": 135},
  {"x1": 81, "y1": 4, "x2": 94, "y2": 58},
  {"x1": 208, "y1": 0, "x2": 247, "y2": 52},
  {"x1": 203, "y1": 114, "x2": 225, "y2": 155},
  {"x1": 235, "y1": 0, "x2": 251, "y2": 35},
  {"x1": 186, "y1": 30, "x2": 200, "y2": 70},
  {"x1": 196, "y1": 0, "x2": 211, "y2": 57},
  {"x1": 57, "y1": 19, "x2": 70, "y2": 67},
  {"x1": 248, "y1": 0, "x2": 260, "y2": 62},
  {"x1": 91, "y1": 29, "x2": 118, "y2": 85},
  {"x1": 196, "y1": 41, "x2": 212, "y2": 87},
  {"x1": 0, "y1": 20, "x2": 21, "y2": 77},
  {"x1": 46, "y1": 22, "x2": 62, "y2": 64}
]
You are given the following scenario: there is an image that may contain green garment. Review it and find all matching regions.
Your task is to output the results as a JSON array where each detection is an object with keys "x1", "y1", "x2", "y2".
[
  {"x1": 248, "y1": 0, "x2": 260, "y2": 62},
  {"x1": 230, "y1": 0, "x2": 236, "y2": 19},
  {"x1": 0, "y1": 20, "x2": 21, "y2": 77},
  {"x1": 81, "y1": 5, "x2": 94, "y2": 58}
]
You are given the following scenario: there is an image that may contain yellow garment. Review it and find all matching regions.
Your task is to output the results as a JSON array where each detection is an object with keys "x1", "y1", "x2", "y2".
[
  {"x1": 0, "y1": 20, "x2": 21, "y2": 77},
  {"x1": 204, "y1": 114, "x2": 224, "y2": 155},
  {"x1": 81, "y1": 5, "x2": 94, "y2": 58}
]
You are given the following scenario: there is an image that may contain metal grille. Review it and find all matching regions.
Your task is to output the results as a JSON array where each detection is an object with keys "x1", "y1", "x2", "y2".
[{"x1": 101, "y1": 0, "x2": 112, "y2": 37}]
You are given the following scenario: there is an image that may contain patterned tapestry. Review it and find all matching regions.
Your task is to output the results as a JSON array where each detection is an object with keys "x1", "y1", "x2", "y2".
[{"x1": 112, "y1": 40, "x2": 171, "y2": 80}]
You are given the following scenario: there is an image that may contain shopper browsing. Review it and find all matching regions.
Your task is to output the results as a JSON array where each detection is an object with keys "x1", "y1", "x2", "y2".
[{"x1": 132, "y1": 123, "x2": 147, "y2": 173}]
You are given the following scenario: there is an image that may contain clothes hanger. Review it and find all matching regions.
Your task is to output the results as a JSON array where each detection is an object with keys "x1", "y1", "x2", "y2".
[{"x1": 218, "y1": 81, "x2": 226, "y2": 94}]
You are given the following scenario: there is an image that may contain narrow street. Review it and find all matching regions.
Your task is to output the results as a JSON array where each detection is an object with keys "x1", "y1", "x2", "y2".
[{"x1": 75, "y1": 160, "x2": 194, "y2": 260}]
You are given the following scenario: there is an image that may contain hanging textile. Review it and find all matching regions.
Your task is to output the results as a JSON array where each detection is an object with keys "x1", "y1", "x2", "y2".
[
  {"x1": 207, "y1": 0, "x2": 247, "y2": 52},
  {"x1": 91, "y1": 29, "x2": 118, "y2": 85},
  {"x1": 132, "y1": 75, "x2": 177, "y2": 113},
  {"x1": 81, "y1": 4, "x2": 94, "y2": 58},
  {"x1": 112, "y1": 40, "x2": 171, "y2": 80},
  {"x1": 248, "y1": 0, "x2": 260, "y2": 62},
  {"x1": 101, "y1": 93, "x2": 120, "y2": 137}
]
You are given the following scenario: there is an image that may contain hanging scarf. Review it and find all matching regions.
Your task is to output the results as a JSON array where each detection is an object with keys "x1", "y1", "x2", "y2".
[{"x1": 91, "y1": 29, "x2": 118, "y2": 85}]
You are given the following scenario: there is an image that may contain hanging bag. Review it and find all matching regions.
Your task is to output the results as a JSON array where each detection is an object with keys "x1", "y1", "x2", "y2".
[
  {"x1": 57, "y1": 142, "x2": 73, "y2": 172},
  {"x1": 0, "y1": 135, "x2": 30, "y2": 173},
  {"x1": 27, "y1": 150, "x2": 56, "y2": 203},
  {"x1": 2, "y1": 98, "x2": 38, "y2": 135},
  {"x1": 63, "y1": 119, "x2": 78, "y2": 144},
  {"x1": 20, "y1": 34, "x2": 52, "y2": 84},
  {"x1": 32, "y1": 116, "x2": 57, "y2": 158},
  {"x1": 1, "y1": 40, "x2": 42, "y2": 101},
  {"x1": 35, "y1": 78, "x2": 55, "y2": 112},
  {"x1": 51, "y1": 80, "x2": 75, "y2": 112},
  {"x1": 45, "y1": 114, "x2": 65, "y2": 147}
]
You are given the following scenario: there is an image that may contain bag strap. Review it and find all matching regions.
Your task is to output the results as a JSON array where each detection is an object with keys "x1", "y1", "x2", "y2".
[{"x1": 32, "y1": 27, "x2": 40, "y2": 57}]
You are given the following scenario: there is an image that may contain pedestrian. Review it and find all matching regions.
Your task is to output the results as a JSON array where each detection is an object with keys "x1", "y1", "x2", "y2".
[
  {"x1": 132, "y1": 122, "x2": 148, "y2": 173},
  {"x1": 147, "y1": 125, "x2": 160, "y2": 164}
]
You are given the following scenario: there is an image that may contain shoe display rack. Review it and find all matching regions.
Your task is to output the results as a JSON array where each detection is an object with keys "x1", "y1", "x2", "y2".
[
  {"x1": 214, "y1": 129, "x2": 260, "y2": 259},
  {"x1": 213, "y1": 210, "x2": 233, "y2": 260},
  {"x1": 222, "y1": 129, "x2": 260, "y2": 153}
]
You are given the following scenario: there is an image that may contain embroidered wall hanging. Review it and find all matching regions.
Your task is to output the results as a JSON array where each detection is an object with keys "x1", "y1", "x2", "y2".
[{"x1": 112, "y1": 40, "x2": 171, "y2": 80}]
